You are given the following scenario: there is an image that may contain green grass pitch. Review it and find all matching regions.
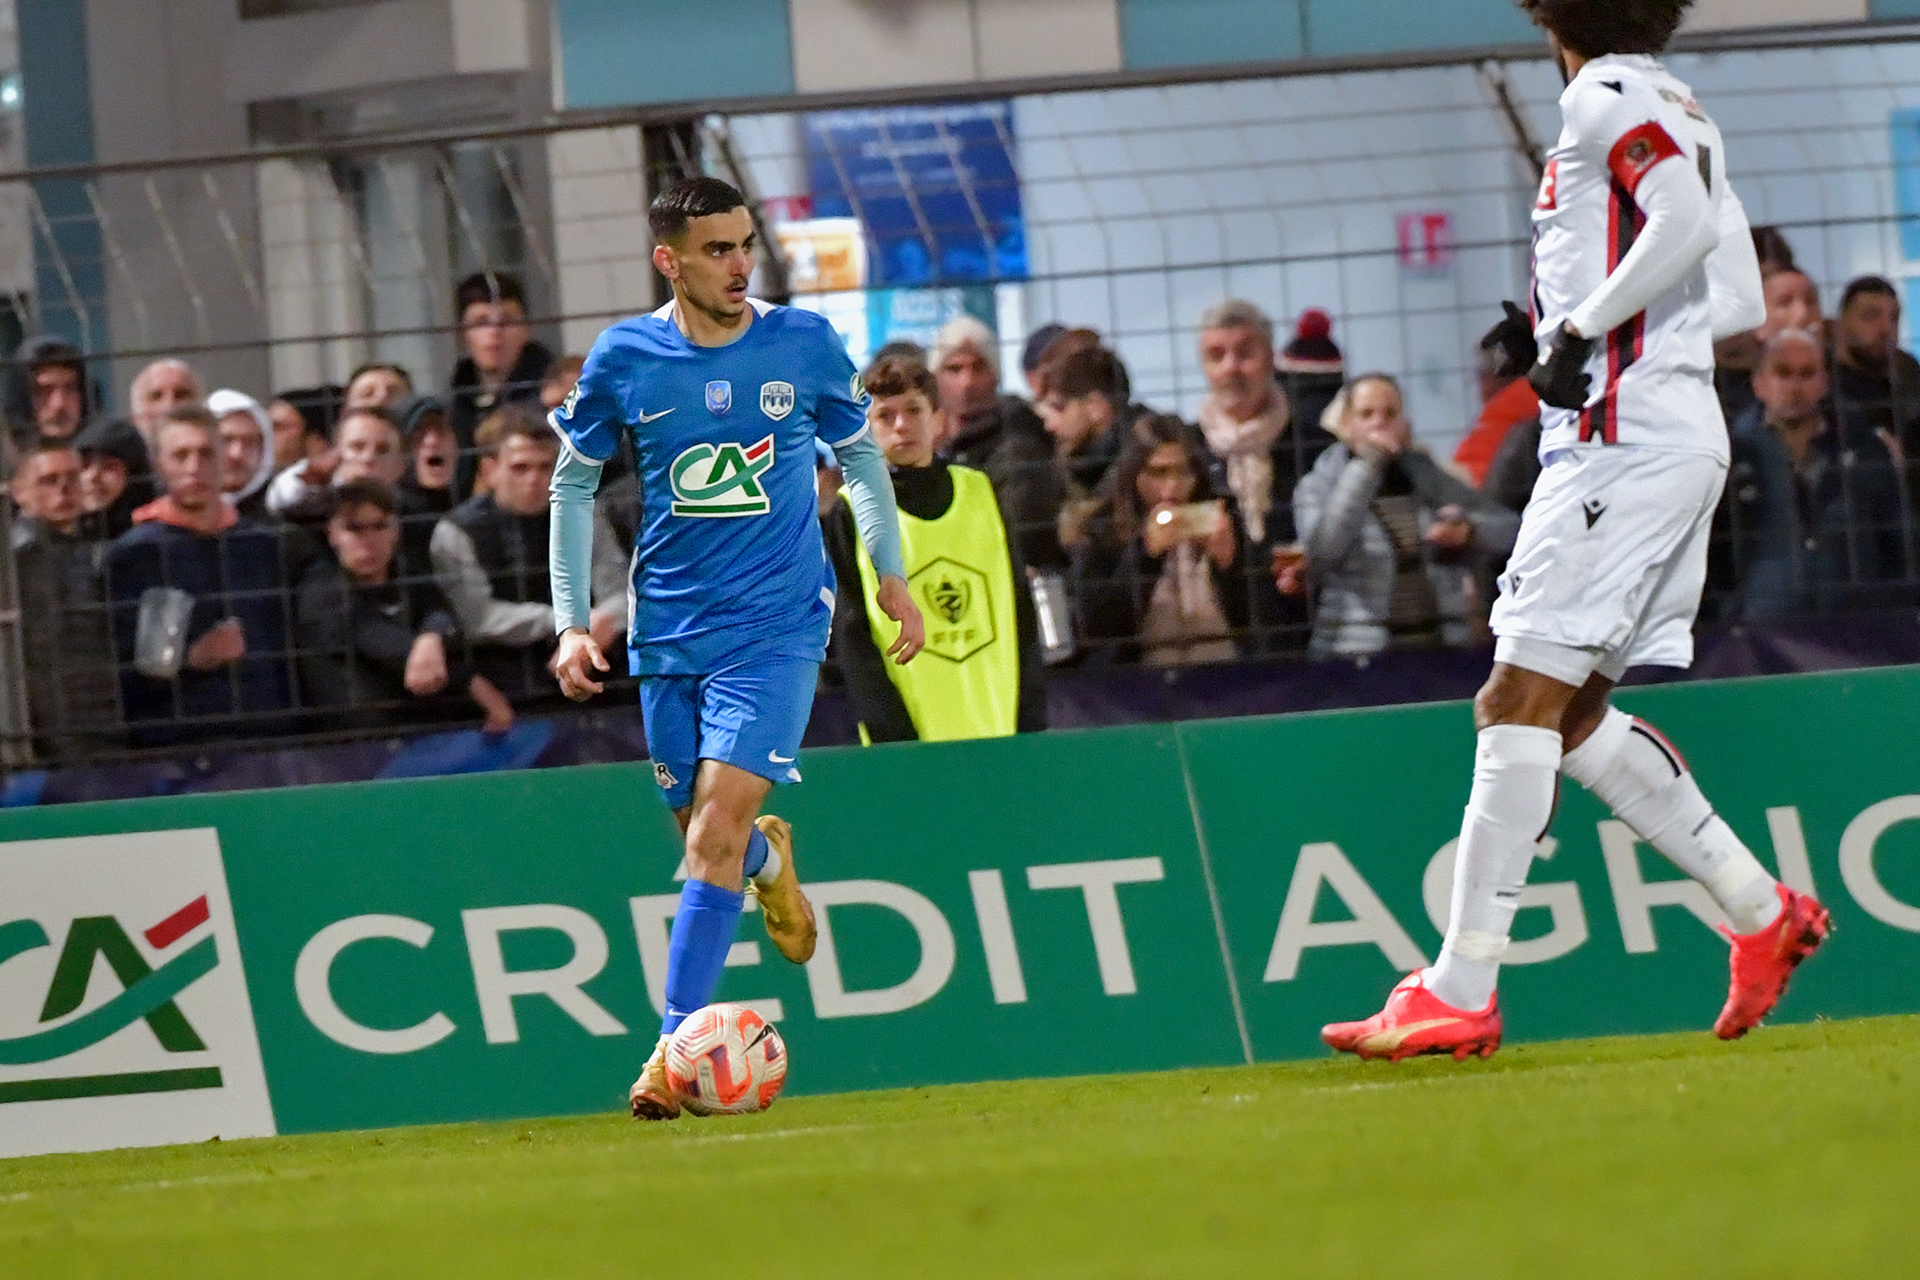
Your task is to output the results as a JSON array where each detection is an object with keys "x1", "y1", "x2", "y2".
[{"x1": 4, "y1": 1016, "x2": 1917, "y2": 1278}]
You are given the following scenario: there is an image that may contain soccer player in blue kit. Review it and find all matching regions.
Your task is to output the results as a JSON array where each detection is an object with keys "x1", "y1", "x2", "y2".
[{"x1": 548, "y1": 176, "x2": 925, "y2": 1120}]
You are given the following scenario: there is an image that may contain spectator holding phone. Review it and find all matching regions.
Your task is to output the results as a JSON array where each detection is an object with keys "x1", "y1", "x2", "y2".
[
  {"x1": 1293, "y1": 374, "x2": 1518, "y2": 660},
  {"x1": 1073, "y1": 413, "x2": 1264, "y2": 666}
]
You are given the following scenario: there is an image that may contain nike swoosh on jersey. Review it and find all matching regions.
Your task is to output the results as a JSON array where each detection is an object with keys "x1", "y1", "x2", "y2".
[
  {"x1": 638, "y1": 408, "x2": 675, "y2": 424},
  {"x1": 769, "y1": 751, "x2": 796, "y2": 764},
  {"x1": 1356, "y1": 1018, "x2": 1467, "y2": 1053}
]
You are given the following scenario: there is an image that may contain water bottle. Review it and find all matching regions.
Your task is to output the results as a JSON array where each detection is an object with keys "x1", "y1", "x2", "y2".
[
  {"x1": 1029, "y1": 570, "x2": 1076, "y2": 665},
  {"x1": 133, "y1": 587, "x2": 194, "y2": 679}
]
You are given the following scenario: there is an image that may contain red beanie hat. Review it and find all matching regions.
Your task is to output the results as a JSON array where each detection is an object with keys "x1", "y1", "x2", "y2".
[{"x1": 1278, "y1": 309, "x2": 1344, "y2": 376}]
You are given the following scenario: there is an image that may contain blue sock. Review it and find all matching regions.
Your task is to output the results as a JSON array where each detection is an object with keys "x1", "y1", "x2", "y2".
[
  {"x1": 742, "y1": 825, "x2": 769, "y2": 880},
  {"x1": 661, "y1": 879, "x2": 744, "y2": 1036}
]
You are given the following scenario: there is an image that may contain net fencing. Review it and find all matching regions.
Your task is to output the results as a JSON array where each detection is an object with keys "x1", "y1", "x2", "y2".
[{"x1": 5, "y1": 32, "x2": 1920, "y2": 763}]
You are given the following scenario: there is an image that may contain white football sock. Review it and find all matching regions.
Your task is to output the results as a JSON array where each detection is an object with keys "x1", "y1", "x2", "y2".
[
  {"x1": 1426, "y1": 724, "x2": 1564, "y2": 1013},
  {"x1": 752, "y1": 846, "x2": 783, "y2": 887},
  {"x1": 1560, "y1": 707, "x2": 1782, "y2": 935}
]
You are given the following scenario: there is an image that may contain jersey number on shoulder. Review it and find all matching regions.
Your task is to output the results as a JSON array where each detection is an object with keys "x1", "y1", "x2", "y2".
[{"x1": 670, "y1": 436, "x2": 775, "y2": 518}]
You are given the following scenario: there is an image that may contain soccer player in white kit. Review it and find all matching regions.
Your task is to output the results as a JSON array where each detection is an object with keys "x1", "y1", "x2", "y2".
[{"x1": 1323, "y1": 0, "x2": 1832, "y2": 1062}]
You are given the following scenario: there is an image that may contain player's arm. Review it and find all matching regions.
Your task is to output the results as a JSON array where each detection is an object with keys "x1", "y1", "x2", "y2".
[
  {"x1": 548, "y1": 338, "x2": 625, "y2": 700},
  {"x1": 1706, "y1": 185, "x2": 1766, "y2": 341},
  {"x1": 831, "y1": 427, "x2": 923, "y2": 664},
  {"x1": 816, "y1": 336, "x2": 923, "y2": 663},
  {"x1": 1535, "y1": 90, "x2": 1721, "y2": 407}
]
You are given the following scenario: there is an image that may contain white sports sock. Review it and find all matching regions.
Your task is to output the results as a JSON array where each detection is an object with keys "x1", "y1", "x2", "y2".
[
  {"x1": 1426, "y1": 724, "x2": 1564, "y2": 1012},
  {"x1": 1560, "y1": 707, "x2": 1782, "y2": 935},
  {"x1": 752, "y1": 845, "x2": 783, "y2": 887}
]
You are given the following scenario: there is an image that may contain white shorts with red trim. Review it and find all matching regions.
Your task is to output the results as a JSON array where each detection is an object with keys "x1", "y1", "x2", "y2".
[{"x1": 1490, "y1": 445, "x2": 1727, "y2": 686}]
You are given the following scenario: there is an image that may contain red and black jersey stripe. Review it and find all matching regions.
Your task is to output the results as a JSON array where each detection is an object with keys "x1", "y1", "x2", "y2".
[{"x1": 1579, "y1": 178, "x2": 1647, "y2": 445}]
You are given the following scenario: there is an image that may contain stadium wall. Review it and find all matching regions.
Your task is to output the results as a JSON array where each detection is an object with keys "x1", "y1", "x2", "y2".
[
  {"x1": 719, "y1": 35, "x2": 1920, "y2": 450},
  {"x1": 1, "y1": 668, "x2": 1917, "y2": 1158},
  {"x1": 553, "y1": 1, "x2": 1897, "y2": 110}
]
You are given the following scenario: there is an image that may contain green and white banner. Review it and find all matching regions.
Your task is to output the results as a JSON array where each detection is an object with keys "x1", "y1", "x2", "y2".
[{"x1": 2, "y1": 669, "x2": 1917, "y2": 1157}]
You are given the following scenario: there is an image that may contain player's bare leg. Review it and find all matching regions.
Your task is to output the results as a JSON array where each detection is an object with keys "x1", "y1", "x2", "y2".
[
  {"x1": 668, "y1": 767, "x2": 815, "y2": 964},
  {"x1": 630, "y1": 762, "x2": 772, "y2": 1120}
]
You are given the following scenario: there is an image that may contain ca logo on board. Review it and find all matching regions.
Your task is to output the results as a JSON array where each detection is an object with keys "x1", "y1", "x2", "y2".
[{"x1": 0, "y1": 830, "x2": 276, "y2": 1157}]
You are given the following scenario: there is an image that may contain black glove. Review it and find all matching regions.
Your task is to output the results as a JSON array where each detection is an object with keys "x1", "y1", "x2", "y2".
[
  {"x1": 1529, "y1": 323, "x2": 1597, "y2": 410},
  {"x1": 1480, "y1": 301, "x2": 1538, "y2": 379}
]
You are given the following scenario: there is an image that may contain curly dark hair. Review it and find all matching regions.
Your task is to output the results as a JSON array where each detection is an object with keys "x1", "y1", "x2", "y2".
[{"x1": 1517, "y1": 0, "x2": 1693, "y2": 58}]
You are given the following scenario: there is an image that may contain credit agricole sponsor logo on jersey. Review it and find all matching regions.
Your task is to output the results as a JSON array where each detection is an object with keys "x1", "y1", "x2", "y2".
[
  {"x1": 0, "y1": 829, "x2": 275, "y2": 1157},
  {"x1": 670, "y1": 435, "x2": 776, "y2": 517}
]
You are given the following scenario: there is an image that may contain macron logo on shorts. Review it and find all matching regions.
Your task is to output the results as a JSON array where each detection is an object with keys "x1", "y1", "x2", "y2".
[{"x1": 1584, "y1": 499, "x2": 1607, "y2": 529}]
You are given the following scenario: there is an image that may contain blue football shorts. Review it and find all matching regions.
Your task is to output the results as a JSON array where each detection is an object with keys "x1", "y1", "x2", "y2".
[{"x1": 637, "y1": 656, "x2": 820, "y2": 810}]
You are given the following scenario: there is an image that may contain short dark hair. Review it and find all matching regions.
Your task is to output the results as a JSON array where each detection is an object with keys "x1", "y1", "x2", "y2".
[
  {"x1": 455, "y1": 271, "x2": 527, "y2": 318},
  {"x1": 347, "y1": 362, "x2": 413, "y2": 393},
  {"x1": 871, "y1": 340, "x2": 927, "y2": 367},
  {"x1": 1841, "y1": 276, "x2": 1899, "y2": 315},
  {"x1": 1516, "y1": 0, "x2": 1693, "y2": 57},
  {"x1": 19, "y1": 436, "x2": 80, "y2": 463},
  {"x1": 863, "y1": 354, "x2": 939, "y2": 408},
  {"x1": 1752, "y1": 226, "x2": 1797, "y2": 276},
  {"x1": 328, "y1": 477, "x2": 400, "y2": 519},
  {"x1": 474, "y1": 403, "x2": 555, "y2": 457},
  {"x1": 1022, "y1": 324, "x2": 1068, "y2": 375},
  {"x1": 274, "y1": 386, "x2": 343, "y2": 442},
  {"x1": 1039, "y1": 344, "x2": 1126, "y2": 405},
  {"x1": 649, "y1": 176, "x2": 748, "y2": 245}
]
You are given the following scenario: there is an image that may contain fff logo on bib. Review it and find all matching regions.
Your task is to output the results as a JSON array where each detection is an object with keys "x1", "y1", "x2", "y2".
[{"x1": 0, "y1": 829, "x2": 276, "y2": 1157}]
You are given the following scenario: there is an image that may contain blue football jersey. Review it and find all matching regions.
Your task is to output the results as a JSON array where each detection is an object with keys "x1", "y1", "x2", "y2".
[{"x1": 552, "y1": 299, "x2": 869, "y2": 676}]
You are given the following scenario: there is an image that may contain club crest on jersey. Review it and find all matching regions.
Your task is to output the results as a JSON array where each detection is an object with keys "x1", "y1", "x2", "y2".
[
  {"x1": 669, "y1": 434, "x2": 775, "y2": 518},
  {"x1": 760, "y1": 381, "x2": 795, "y2": 421},
  {"x1": 705, "y1": 380, "x2": 733, "y2": 415}
]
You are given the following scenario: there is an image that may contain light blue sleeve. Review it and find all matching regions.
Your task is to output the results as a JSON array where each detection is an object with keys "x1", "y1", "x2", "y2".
[
  {"x1": 548, "y1": 438, "x2": 602, "y2": 634},
  {"x1": 832, "y1": 427, "x2": 906, "y2": 581}
]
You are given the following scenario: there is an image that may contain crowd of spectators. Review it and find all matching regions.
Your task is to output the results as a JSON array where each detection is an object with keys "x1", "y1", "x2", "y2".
[
  {"x1": 4, "y1": 222, "x2": 1916, "y2": 763},
  {"x1": 1, "y1": 271, "x2": 612, "y2": 758}
]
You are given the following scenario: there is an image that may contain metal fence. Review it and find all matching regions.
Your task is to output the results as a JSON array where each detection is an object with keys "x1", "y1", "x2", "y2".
[{"x1": 6, "y1": 32, "x2": 1920, "y2": 765}]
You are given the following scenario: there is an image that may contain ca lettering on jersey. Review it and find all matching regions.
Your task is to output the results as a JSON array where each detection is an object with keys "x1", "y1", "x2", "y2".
[{"x1": 669, "y1": 435, "x2": 776, "y2": 517}]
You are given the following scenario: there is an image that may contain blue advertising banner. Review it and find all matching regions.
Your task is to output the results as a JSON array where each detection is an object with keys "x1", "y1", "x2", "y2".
[{"x1": 805, "y1": 102, "x2": 1026, "y2": 288}]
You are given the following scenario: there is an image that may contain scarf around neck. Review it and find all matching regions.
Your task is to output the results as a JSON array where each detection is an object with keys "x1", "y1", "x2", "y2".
[{"x1": 1196, "y1": 385, "x2": 1290, "y2": 543}]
